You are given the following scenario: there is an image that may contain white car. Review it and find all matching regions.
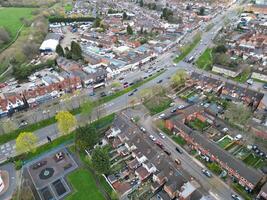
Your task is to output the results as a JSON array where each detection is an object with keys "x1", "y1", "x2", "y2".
[
  {"x1": 159, "y1": 132, "x2": 165, "y2": 139},
  {"x1": 222, "y1": 127, "x2": 229, "y2": 133},
  {"x1": 159, "y1": 113, "x2": 166, "y2": 119},
  {"x1": 177, "y1": 105, "x2": 185, "y2": 110},
  {"x1": 140, "y1": 127, "x2": 146, "y2": 132},
  {"x1": 149, "y1": 135, "x2": 156, "y2": 141},
  {"x1": 234, "y1": 134, "x2": 242, "y2": 141}
]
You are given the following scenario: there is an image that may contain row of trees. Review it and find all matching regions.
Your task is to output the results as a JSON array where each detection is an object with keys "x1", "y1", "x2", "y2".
[
  {"x1": 56, "y1": 41, "x2": 82, "y2": 60},
  {"x1": 48, "y1": 16, "x2": 95, "y2": 23}
]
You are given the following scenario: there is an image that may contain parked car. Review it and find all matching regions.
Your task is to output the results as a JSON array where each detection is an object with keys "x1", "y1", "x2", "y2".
[
  {"x1": 159, "y1": 113, "x2": 166, "y2": 119},
  {"x1": 133, "y1": 88, "x2": 138, "y2": 92},
  {"x1": 100, "y1": 92, "x2": 106, "y2": 97},
  {"x1": 140, "y1": 127, "x2": 146, "y2": 133},
  {"x1": 164, "y1": 150, "x2": 171, "y2": 156},
  {"x1": 175, "y1": 147, "x2": 183, "y2": 154},
  {"x1": 171, "y1": 108, "x2": 177, "y2": 113},
  {"x1": 222, "y1": 127, "x2": 229, "y2": 133},
  {"x1": 19, "y1": 120, "x2": 28, "y2": 128},
  {"x1": 201, "y1": 169, "x2": 212, "y2": 177},
  {"x1": 175, "y1": 159, "x2": 181, "y2": 165},
  {"x1": 263, "y1": 83, "x2": 267, "y2": 90},
  {"x1": 177, "y1": 105, "x2": 185, "y2": 110},
  {"x1": 234, "y1": 134, "x2": 243, "y2": 141},
  {"x1": 128, "y1": 92, "x2": 134, "y2": 96},
  {"x1": 246, "y1": 79, "x2": 254, "y2": 85},
  {"x1": 231, "y1": 194, "x2": 241, "y2": 200},
  {"x1": 159, "y1": 132, "x2": 165, "y2": 139},
  {"x1": 149, "y1": 135, "x2": 156, "y2": 141}
]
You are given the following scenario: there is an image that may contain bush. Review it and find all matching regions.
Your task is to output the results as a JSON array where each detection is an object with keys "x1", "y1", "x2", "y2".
[{"x1": 15, "y1": 160, "x2": 23, "y2": 170}]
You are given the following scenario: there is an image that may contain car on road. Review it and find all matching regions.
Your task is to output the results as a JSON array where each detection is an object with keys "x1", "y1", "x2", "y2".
[
  {"x1": 149, "y1": 134, "x2": 156, "y2": 141},
  {"x1": 175, "y1": 147, "x2": 183, "y2": 154},
  {"x1": 128, "y1": 92, "x2": 134, "y2": 96},
  {"x1": 157, "y1": 79, "x2": 163, "y2": 84},
  {"x1": 140, "y1": 127, "x2": 146, "y2": 133},
  {"x1": 246, "y1": 79, "x2": 254, "y2": 85},
  {"x1": 143, "y1": 76, "x2": 147, "y2": 79},
  {"x1": 119, "y1": 77, "x2": 124, "y2": 80},
  {"x1": 263, "y1": 83, "x2": 267, "y2": 89},
  {"x1": 133, "y1": 88, "x2": 138, "y2": 92},
  {"x1": 231, "y1": 194, "x2": 241, "y2": 200},
  {"x1": 164, "y1": 150, "x2": 171, "y2": 156},
  {"x1": 201, "y1": 169, "x2": 212, "y2": 177},
  {"x1": 159, "y1": 132, "x2": 165, "y2": 139}
]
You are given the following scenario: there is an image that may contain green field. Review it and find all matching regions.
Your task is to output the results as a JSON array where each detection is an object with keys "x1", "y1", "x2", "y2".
[
  {"x1": 66, "y1": 169, "x2": 105, "y2": 200},
  {"x1": 243, "y1": 153, "x2": 265, "y2": 169},
  {"x1": 187, "y1": 118, "x2": 209, "y2": 131},
  {"x1": 0, "y1": 7, "x2": 35, "y2": 38},
  {"x1": 171, "y1": 135, "x2": 186, "y2": 146},
  {"x1": 196, "y1": 48, "x2": 213, "y2": 71},
  {"x1": 144, "y1": 96, "x2": 172, "y2": 115}
]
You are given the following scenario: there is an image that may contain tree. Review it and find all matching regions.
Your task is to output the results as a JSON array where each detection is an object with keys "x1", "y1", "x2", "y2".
[
  {"x1": 225, "y1": 103, "x2": 252, "y2": 126},
  {"x1": 122, "y1": 12, "x2": 128, "y2": 20},
  {"x1": 0, "y1": 27, "x2": 10, "y2": 44},
  {"x1": 75, "y1": 125, "x2": 97, "y2": 151},
  {"x1": 70, "y1": 41, "x2": 82, "y2": 60},
  {"x1": 16, "y1": 132, "x2": 38, "y2": 154},
  {"x1": 139, "y1": 0, "x2": 144, "y2": 7},
  {"x1": 214, "y1": 44, "x2": 227, "y2": 53},
  {"x1": 127, "y1": 25, "x2": 133, "y2": 35},
  {"x1": 56, "y1": 44, "x2": 65, "y2": 57},
  {"x1": 22, "y1": 42, "x2": 39, "y2": 59},
  {"x1": 81, "y1": 100, "x2": 94, "y2": 122},
  {"x1": 139, "y1": 87, "x2": 154, "y2": 102},
  {"x1": 199, "y1": 7, "x2": 205, "y2": 16},
  {"x1": 55, "y1": 111, "x2": 77, "y2": 135},
  {"x1": 91, "y1": 147, "x2": 110, "y2": 174},
  {"x1": 93, "y1": 17, "x2": 101, "y2": 28},
  {"x1": 171, "y1": 69, "x2": 187, "y2": 88}
]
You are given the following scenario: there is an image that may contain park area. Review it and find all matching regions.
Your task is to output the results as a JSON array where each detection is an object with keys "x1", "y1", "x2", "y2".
[
  {"x1": 144, "y1": 96, "x2": 172, "y2": 115},
  {"x1": 0, "y1": 7, "x2": 35, "y2": 48},
  {"x1": 196, "y1": 48, "x2": 213, "y2": 71},
  {"x1": 66, "y1": 169, "x2": 105, "y2": 200}
]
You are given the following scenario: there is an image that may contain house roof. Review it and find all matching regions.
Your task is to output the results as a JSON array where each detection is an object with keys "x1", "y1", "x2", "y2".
[
  {"x1": 169, "y1": 117, "x2": 263, "y2": 186},
  {"x1": 135, "y1": 166, "x2": 150, "y2": 180}
]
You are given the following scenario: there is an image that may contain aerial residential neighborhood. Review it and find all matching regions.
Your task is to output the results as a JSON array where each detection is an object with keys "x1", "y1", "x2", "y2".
[{"x1": 0, "y1": 0, "x2": 266, "y2": 200}]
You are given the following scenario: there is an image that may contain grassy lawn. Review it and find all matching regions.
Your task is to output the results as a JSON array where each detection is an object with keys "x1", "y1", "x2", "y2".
[
  {"x1": 243, "y1": 153, "x2": 264, "y2": 169},
  {"x1": 217, "y1": 136, "x2": 233, "y2": 149},
  {"x1": 173, "y1": 33, "x2": 201, "y2": 63},
  {"x1": 0, "y1": 7, "x2": 35, "y2": 47},
  {"x1": 206, "y1": 162, "x2": 223, "y2": 175},
  {"x1": 99, "y1": 175, "x2": 113, "y2": 196},
  {"x1": 0, "y1": 71, "x2": 164, "y2": 145},
  {"x1": 66, "y1": 169, "x2": 105, "y2": 200},
  {"x1": 144, "y1": 96, "x2": 172, "y2": 115},
  {"x1": 179, "y1": 90, "x2": 196, "y2": 100},
  {"x1": 196, "y1": 48, "x2": 213, "y2": 71},
  {"x1": 233, "y1": 70, "x2": 251, "y2": 83},
  {"x1": 171, "y1": 135, "x2": 186, "y2": 146},
  {"x1": 65, "y1": 4, "x2": 73, "y2": 12},
  {"x1": 187, "y1": 118, "x2": 209, "y2": 131}
]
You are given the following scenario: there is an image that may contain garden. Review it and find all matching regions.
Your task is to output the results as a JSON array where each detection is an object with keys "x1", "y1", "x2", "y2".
[
  {"x1": 186, "y1": 118, "x2": 210, "y2": 132},
  {"x1": 196, "y1": 48, "x2": 213, "y2": 71},
  {"x1": 171, "y1": 135, "x2": 186, "y2": 146},
  {"x1": 217, "y1": 135, "x2": 233, "y2": 149},
  {"x1": 144, "y1": 96, "x2": 172, "y2": 115}
]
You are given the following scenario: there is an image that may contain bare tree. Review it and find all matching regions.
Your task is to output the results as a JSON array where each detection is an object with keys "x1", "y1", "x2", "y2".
[
  {"x1": 0, "y1": 27, "x2": 10, "y2": 44},
  {"x1": 22, "y1": 42, "x2": 39, "y2": 59}
]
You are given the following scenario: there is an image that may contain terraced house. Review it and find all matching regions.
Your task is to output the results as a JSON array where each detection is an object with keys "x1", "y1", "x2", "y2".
[{"x1": 164, "y1": 107, "x2": 266, "y2": 191}]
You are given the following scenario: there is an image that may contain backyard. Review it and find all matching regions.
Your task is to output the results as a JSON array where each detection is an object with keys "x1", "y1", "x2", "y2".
[
  {"x1": 66, "y1": 169, "x2": 105, "y2": 200},
  {"x1": 217, "y1": 136, "x2": 233, "y2": 149},
  {"x1": 187, "y1": 118, "x2": 209, "y2": 131},
  {"x1": 196, "y1": 48, "x2": 213, "y2": 71}
]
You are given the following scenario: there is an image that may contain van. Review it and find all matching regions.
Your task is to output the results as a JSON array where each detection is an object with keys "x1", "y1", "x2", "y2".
[{"x1": 234, "y1": 134, "x2": 242, "y2": 141}]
